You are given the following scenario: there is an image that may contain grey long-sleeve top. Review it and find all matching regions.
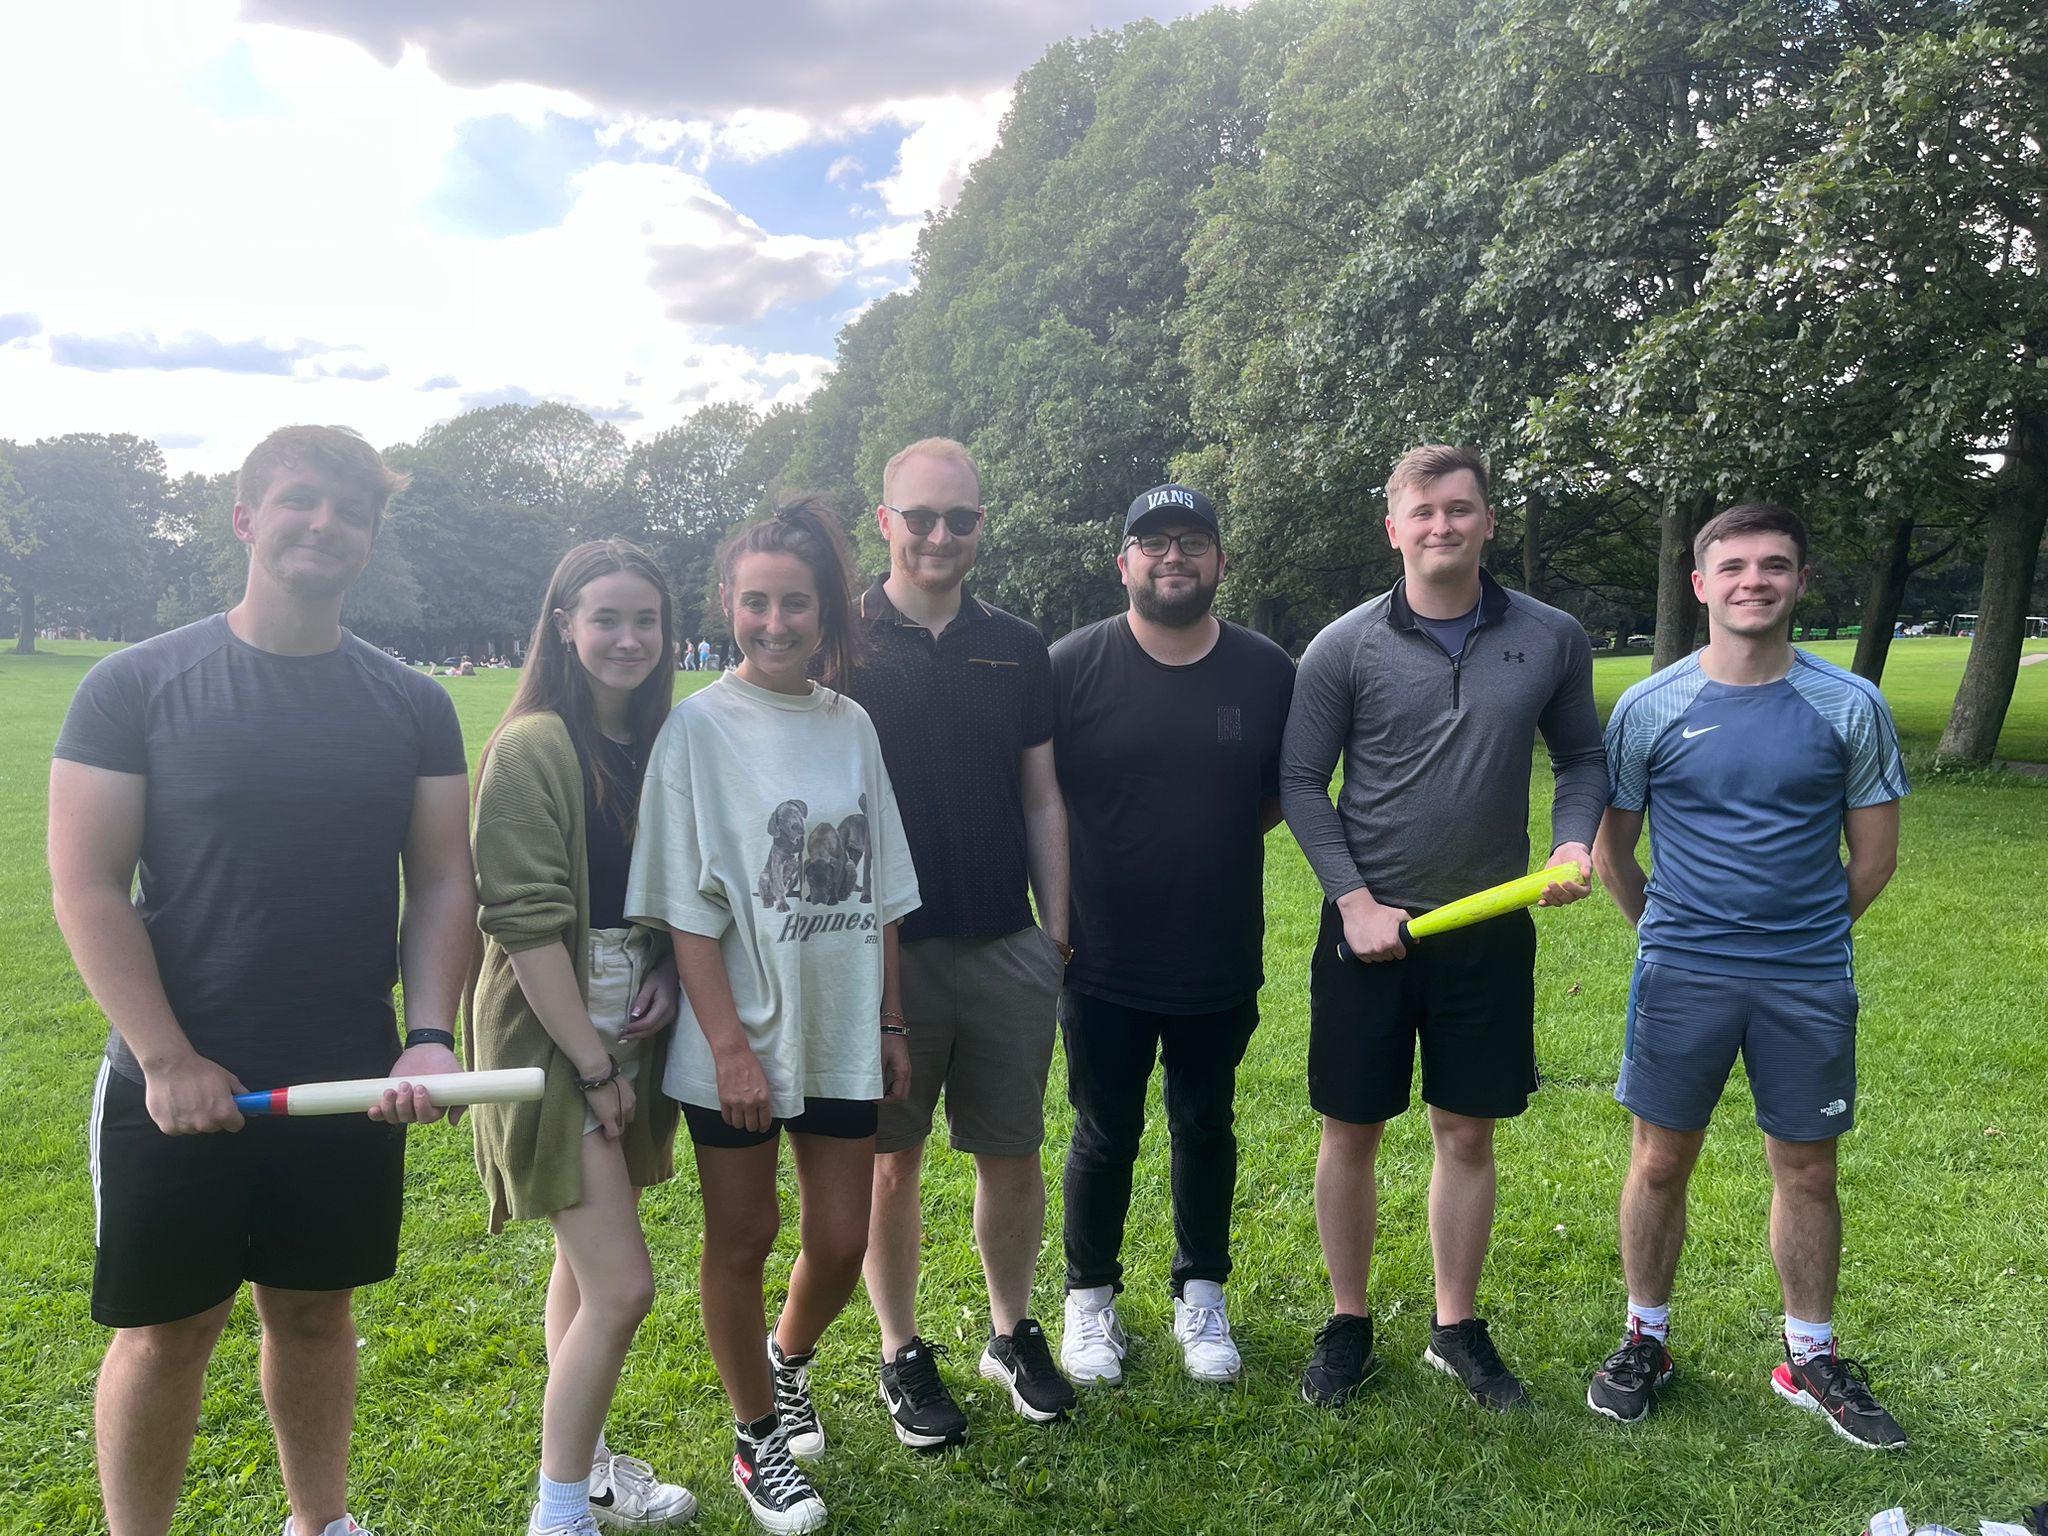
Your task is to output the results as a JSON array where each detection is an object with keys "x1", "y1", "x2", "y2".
[{"x1": 1279, "y1": 571, "x2": 1608, "y2": 913}]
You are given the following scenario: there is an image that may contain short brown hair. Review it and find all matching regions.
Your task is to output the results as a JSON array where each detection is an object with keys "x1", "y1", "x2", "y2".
[
  {"x1": 1386, "y1": 444, "x2": 1490, "y2": 508},
  {"x1": 882, "y1": 437, "x2": 981, "y2": 504},
  {"x1": 237, "y1": 425, "x2": 410, "y2": 517},
  {"x1": 1693, "y1": 501, "x2": 1807, "y2": 568}
]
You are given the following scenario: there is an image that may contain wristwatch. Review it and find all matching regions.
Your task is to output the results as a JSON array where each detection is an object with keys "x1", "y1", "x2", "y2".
[{"x1": 403, "y1": 1028, "x2": 457, "y2": 1051}]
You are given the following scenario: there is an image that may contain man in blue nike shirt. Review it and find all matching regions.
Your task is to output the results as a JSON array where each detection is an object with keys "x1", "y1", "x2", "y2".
[{"x1": 1586, "y1": 502, "x2": 1909, "y2": 1449}]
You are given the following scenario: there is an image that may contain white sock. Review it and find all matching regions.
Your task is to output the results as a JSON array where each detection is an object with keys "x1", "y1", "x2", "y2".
[
  {"x1": 1071, "y1": 1285, "x2": 1114, "y2": 1311},
  {"x1": 1183, "y1": 1279, "x2": 1225, "y2": 1308},
  {"x1": 592, "y1": 1429, "x2": 611, "y2": 1465},
  {"x1": 537, "y1": 1470, "x2": 591, "y2": 1529},
  {"x1": 1784, "y1": 1314, "x2": 1833, "y2": 1363},
  {"x1": 1627, "y1": 1300, "x2": 1670, "y2": 1343}
]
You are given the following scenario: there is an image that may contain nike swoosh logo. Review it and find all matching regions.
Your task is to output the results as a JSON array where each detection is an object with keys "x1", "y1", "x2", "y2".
[{"x1": 1681, "y1": 725, "x2": 1721, "y2": 739}]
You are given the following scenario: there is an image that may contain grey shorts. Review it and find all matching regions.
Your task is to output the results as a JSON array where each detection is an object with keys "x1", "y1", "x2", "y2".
[
  {"x1": 1616, "y1": 959, "x2": 1859, "y2": 1142},
  {"x1": 581, "y1": 926, "x2": 652, "y2": 1136},
  {"x1": 877, "y1": 926, "x2": 1064, "y2": 1156}
]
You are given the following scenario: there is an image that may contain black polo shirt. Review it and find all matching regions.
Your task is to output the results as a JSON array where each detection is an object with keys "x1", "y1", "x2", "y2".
[{"x1": 843, "y1": 579, "x2": 1054, "y2": 943}]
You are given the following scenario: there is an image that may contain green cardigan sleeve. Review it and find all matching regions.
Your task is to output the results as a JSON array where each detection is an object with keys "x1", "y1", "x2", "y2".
[{"x1": 475, "y1": 719, "x2": 578, "y2": 955}]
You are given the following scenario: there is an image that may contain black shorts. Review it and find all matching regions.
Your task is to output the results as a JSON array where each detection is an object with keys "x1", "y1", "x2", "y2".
[
  {"x1": 681, "y1": 1096, "x2": 879, "y2": 1149},
  {"x1": 89, "y1": 1060, "x2": 405, "y2": 1328},
  {"x1": 1307, "y1": 903, "x2": 1538, "y2": 1125}
]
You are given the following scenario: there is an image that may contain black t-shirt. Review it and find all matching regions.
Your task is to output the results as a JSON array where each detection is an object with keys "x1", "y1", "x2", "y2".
[
  {"x1": 1051, "y1": 616, "x2": 1297, "y2": 1013},
  {"x1": 53, "y1": 615, "x2": 468, "y2": 1087},
  {"x1": 842, "y1": 581, "x2": 1055, "y2": 942},
  {"x1": 584, "y1": 734, "x2": 641, "y2": 931}
]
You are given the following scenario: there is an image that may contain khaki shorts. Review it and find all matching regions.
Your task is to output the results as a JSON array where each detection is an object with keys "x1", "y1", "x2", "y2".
[
  {"x1": 582, "y1": 925, "x2": 653, "y2": 1135},
  {"x1": 877, "y1": 925, "x2": 1064, "y2": 1156}
]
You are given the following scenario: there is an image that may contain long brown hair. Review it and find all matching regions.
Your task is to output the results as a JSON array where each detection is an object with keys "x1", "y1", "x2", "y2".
[
  {"x1": 717, "y1": 496, "x2": 862, "y2": 691},
  {"x1": 486, "y1": 539, "x2": 676, "y2": 831}
]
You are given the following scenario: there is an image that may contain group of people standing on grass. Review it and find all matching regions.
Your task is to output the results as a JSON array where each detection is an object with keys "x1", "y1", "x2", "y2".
[{"x1": 49, "y1": 423, "x2": 1911, "y2": 1536}]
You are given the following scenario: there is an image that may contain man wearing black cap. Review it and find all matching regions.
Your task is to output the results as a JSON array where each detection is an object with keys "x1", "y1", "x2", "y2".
[{"x1": 1049, "y1": 484, "x2": 1296, "y2": 1387}]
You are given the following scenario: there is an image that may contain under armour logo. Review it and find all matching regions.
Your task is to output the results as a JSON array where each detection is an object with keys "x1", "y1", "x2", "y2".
[
  {"x1": 1820, "y1": 1098, "x2": 1847, "y2": 1117},
  {"x1": 1502, "y1": 650, "x2": 1525, "y2": 663}
]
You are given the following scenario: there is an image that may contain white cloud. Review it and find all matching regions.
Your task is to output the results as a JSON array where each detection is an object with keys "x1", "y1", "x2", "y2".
[
  {"x1": 827, "y1": 155, "x2": 863, "y2": 185},
  {"x1": 868, "y1": 92, "x2": 1012, "y2": 217}
]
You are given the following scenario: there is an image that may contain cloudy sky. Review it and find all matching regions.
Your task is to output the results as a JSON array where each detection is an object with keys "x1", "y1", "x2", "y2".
[{"x1": 0, "y1": 0, "x2": 1202, "y2": 474}]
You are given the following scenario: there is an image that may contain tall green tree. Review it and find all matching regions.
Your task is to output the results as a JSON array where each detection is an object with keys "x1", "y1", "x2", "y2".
[{"x1": 0, "y1": 434, "x2": 163, "y2": 652}]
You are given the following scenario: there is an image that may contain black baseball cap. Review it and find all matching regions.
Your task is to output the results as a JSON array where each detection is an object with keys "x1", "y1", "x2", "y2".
[{"x1": 1124, "y1": 483, "x2": 1218, "y2": 536}]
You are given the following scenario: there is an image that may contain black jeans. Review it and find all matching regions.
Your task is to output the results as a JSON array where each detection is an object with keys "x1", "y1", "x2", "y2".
[{"x1": 1059, "y1": 988, "x2": 1260, "y2": 1295}]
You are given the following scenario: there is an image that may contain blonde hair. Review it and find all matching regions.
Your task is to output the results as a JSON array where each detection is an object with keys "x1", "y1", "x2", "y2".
[
  {"x1": 882, "y1": 437, "x2": 982, "y2": 504},
  {"x1": 1385, "y1": 444, "x2": 1490, "y2": 509}
]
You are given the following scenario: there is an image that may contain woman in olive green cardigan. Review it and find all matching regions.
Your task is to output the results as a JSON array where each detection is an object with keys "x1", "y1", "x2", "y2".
[{"x1": 468, "y1": 541, "x2": 693, "y2": 1535}]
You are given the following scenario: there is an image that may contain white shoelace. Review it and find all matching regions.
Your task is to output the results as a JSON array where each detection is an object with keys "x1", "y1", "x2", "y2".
[
  {"x1": 1070, "y1": 1303, "x2": 1121, "y2": 1352},
  {"x1": 749, "y1": 1429, "x2": 812, "y2": 1506},
  {"x1": 1177, "y1": 1302, "x2": 1231, "y2": 1346},
  {"x1": 607, "y1": 1455, "x2": 657, "y2": 1500}
]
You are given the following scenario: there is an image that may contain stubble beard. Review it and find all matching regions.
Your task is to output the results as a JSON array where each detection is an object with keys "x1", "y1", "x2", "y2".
[{"x1": 1132, "y1": 575, "x2": 1216, "y2": 628}]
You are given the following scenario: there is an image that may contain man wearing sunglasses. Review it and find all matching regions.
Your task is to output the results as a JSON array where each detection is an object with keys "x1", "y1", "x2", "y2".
[
  {"x1": 1050, "y1": 483, "x2": 1296, "y2": 1388},
  {"x1": 845, "y1": 437, "x2": 1077, "y2": 1448}
]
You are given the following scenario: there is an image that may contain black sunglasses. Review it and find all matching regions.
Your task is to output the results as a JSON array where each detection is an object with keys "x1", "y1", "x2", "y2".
[{"x1": 884, "y1": 503, "x2": 981, "y2": 538}]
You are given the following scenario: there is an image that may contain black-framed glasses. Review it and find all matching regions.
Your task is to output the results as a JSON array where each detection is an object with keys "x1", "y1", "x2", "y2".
[
  {"x1": 1125, "y1": 530, "x2": 1215, "y2": 558},
  {"x1": 884, "y1": 503, "x2": 981, "y2": 538}
]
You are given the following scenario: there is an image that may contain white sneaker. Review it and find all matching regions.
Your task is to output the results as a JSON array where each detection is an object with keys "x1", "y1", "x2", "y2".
[
  {"x1": 590, "y1": 1452, "x2": 699, "y2": 1527},
  {"x1": 529, "y1": 1515, "x2": 602, "y2": 1536},
  {"x1": 282, "y1": 1517, "x2": 372, "y2": 1536},
  {"x1": 1173, "y1": 1282, "x2": 1243, "y2": 1384},
  {"x1": 1060, "y1": 1288, "x2": 1129, "y2": 1385}
]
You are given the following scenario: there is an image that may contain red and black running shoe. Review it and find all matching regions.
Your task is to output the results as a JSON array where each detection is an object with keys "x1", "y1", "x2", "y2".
[{"x1": 1770, "y1": 1341, "x2": 1907, "y2": 1450}]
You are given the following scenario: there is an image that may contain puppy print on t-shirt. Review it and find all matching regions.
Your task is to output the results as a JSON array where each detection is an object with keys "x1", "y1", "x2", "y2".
[
  {"x1": 804, "y1": 821, "x2": 852, "y2": 905},
  {"x1": 757, "y1": 798, "x2": 807, "y2": 912},
  {"x1": 838, "y1": 794, "x2": 871, "y2": 904}
]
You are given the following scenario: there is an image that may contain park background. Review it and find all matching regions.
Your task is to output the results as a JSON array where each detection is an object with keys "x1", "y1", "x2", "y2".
[{"x1": 4, "y1": 0, "x2": 2047, "y2": 1530}]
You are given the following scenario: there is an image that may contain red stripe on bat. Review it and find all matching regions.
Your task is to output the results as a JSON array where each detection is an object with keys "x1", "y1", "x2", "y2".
[{"x1": 271, "y1": 1089, "x2": 291, "y2": 1115}]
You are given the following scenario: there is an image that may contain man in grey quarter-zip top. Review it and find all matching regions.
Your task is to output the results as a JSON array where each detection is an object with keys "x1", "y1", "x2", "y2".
[{"x1": 1279, "y1": 444, "x2": 1605, "y2": 1413}]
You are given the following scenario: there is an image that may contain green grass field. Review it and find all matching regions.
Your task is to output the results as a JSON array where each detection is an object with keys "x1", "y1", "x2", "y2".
[{"x1": 1, "y1": 636, "x2": 2043, "y2": 1535}]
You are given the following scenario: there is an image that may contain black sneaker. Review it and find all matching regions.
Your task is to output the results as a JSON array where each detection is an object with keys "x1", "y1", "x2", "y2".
[
  {"x1": 1770, "y1": 1342, "x2": 1907, "y2": 1450},
  {"x1": 766, "y1": 1333, "x2": 824, "y2": 1459},
  {"x1": 1424, "y1": 1315, "x2": 1530, "y2": 1412},
  {"x1": 1301, "y1": 1313, "x2": 1380, "y2": 1407},
  {"x1": 731, "y1": 1414, "x2": 825, "y2": 1535},
  {"x1": 878, "y1": 1337, "x2": 968, "y2": 1450},
  {"x1": 1586, "y1": 1331, "x2": 1674, "y2": 1423},
  {"x1": 978, "y1": 1318, "x2": 1077, "y2": 1423}
]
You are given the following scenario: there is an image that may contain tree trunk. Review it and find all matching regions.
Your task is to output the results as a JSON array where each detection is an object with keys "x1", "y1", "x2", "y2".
[
  {"x1": 1852, "y1": 511, "x2": 1914, "y2": 683},
  {"x1": 1250, "y1": 595, "x2": 1276, "y2": 636},
  {"x1": 13, "y1": 587, "x2": 35, "y2": 654},
  {"x1": 1651, "y1": 492, "x2": 1707, "y2": 673},
  {"x1": 1939, "y1": 409, "x2": 2047, "y2": 762},
  {"x1": 1521, "y1": 488, "x2": 1545, "y2": 600}
]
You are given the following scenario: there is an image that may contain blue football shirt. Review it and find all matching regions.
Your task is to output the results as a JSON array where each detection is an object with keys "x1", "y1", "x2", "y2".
[{"x1": 1604, "y1": 650, "x2": 1907, "y2": 979}]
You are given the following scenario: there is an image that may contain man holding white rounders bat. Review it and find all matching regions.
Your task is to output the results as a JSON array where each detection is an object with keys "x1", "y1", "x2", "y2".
[
  {"x1": 1280, "y1": 444, "x2": 1605, "y2": 1413},
  {"x1": 1586, "y1": 502, "x2": 1908, "y2": 1449},
  {"x1": 49, "y1": 426, "x2": 476, "y2": 1536}
]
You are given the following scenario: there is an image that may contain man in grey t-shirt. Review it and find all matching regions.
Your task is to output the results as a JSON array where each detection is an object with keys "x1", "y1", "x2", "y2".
[
  {"x1": 50, "y1": 426, "x2": 475, "y2": 1536},
  {"x1": 1279, "y1": 445, "x2": 1605, "y2": 1413}
]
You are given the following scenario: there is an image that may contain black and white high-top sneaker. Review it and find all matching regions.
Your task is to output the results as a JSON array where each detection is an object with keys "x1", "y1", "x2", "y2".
[
  {"x1": 767, "y1": 1333, "x2": 825, "y2": 1459},
  {"x1": 731, "y1": 1414, "x2": 825, "y2": 1535}
]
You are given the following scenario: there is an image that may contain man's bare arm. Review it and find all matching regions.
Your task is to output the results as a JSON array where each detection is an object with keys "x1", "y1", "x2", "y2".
[
  {"x1": 1021, "y1": 738, "x2": 1069, "y2": 947},
  {"x1": 48, "y1": 759, "x2": 245, "y2": 1133},
  {"x1": 380, "y1": 773, "x2": 476, "y2": 1124},
  {"x1": 1843, "y1": 800, "x2": 1901, "y2": 921}
]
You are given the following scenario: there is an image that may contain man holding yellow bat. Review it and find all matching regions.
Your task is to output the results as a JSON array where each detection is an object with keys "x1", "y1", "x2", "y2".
[{"x1": 1281, "y1": 445, "x2": 1604, "y2": 1413}]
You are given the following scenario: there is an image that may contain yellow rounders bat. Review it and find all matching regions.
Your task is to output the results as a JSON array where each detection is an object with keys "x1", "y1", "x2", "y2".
[{"x1": 1340, "y1": 862, "x2": 1590, "y2": 959}]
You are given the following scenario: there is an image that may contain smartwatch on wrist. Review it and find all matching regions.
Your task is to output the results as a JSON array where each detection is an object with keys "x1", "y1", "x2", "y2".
[{"x1": 403, "y1": 1028, "x2": 456, "y2": 1051}]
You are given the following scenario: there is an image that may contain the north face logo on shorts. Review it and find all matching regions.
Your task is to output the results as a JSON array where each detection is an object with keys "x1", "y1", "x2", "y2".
[{"x1": 1820, "y1": 1099, "x2": 1848, "y2": 1117}]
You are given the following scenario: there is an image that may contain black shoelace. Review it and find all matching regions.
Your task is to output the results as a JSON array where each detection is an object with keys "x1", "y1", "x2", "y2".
[
  {"x1": 1600, "y1": 1334, "x2": 1667, "y2": 1391},
  {"x1": 1452, "y1": 1319, "x2": 1509, "y2": 1378},
  {"x1": 1008, "y1": 1325, "x2": 1062, "y2": 1388},
  {"x1": 1313, "y1": 1317, "x2": 1369, "y2": 1375},
  {"x1": 894, "y1": 1341, "x2": 953, "y2": 1410},
  {"x1": 1804, "y1": 1352, "x2": 1883, "y2": 1414}
]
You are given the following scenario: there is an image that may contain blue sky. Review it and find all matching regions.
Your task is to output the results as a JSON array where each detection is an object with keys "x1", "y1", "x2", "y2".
[{"x1": 0, "y1": 0, "x2": 1197, "y2": 473}]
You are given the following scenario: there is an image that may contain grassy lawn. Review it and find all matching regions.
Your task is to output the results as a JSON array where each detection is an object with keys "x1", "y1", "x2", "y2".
[{"x1": 1, "y1": 636, "x2": 2043, "y2": 1535}]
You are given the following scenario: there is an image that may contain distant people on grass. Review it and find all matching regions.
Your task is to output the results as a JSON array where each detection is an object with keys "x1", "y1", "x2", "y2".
[
  {"x1": 49, "y1": 424, "x2": 473, "y2": 1536},
  {"x1": 843, "y1": 437, "x2": 1075, "y2": 1447},
  {"x1": 699, "y1": 637, "x2": 713, "y2": 672},
  {"x1": 468, "y1": 539, "x2": 696, "y2": 1533},
  {"x1": 1281, "y1": 444, "x2": 1603, "y2": 1413},
  {"x1": 1588, "y1": 502, "x2": 1909, "y2": 1448},
  {"x1": 1050, "y1": 483, "x2": 1296, "y2": 1391},
  {"x1": 626, "y1": 498, "x2": 919, "y2": 1534}
]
